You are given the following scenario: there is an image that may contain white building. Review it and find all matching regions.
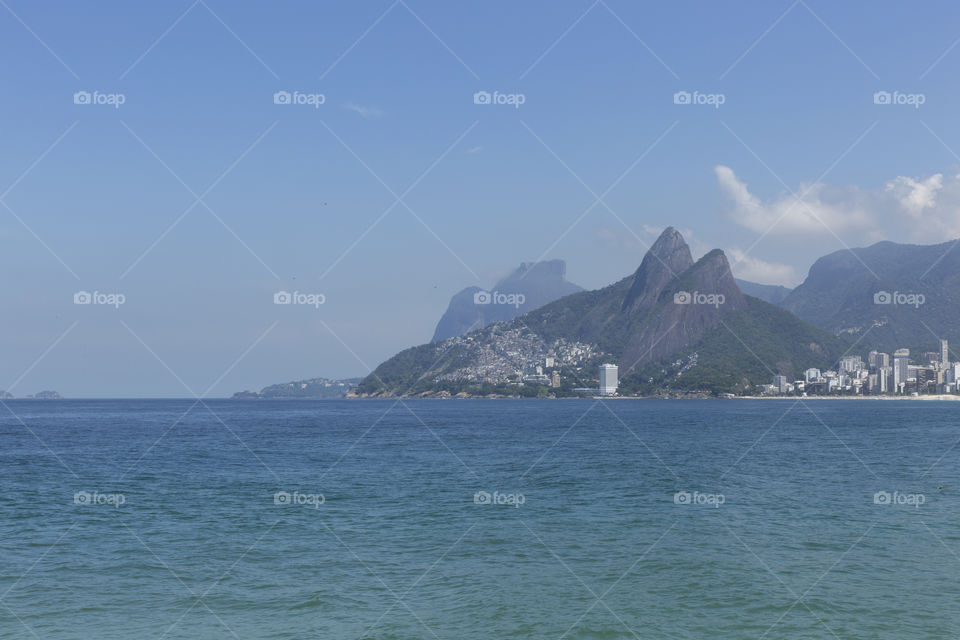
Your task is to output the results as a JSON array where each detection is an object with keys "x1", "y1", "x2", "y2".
[
  {"x1": 599, "y1": 364, "x2": 618, "y2": 396},
  {"x1": 805, "y1": 368, "x2": 821, "y2": 383}
]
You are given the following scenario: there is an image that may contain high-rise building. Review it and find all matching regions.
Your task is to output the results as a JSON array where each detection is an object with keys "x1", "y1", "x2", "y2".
[
  {"x1": 941, "y1": 339, "x2": 949, "y2": 369},
  {"x1": 839, "y1": 356, "x2": 862, "y2": 373},
  {"x1": 599, "y1": 364, "x2": 618, "y2": 396},
  {"x1": 550, "y1": 371, "x2": 560, "y2": 388},
  {"x1": 893, "y1": 351, "x2": 910, "y2": 393},
  {"x1": 875, "y1": 352, "x2": 890, "y2": 369},
  {"x1": 805, "y1": 368, "x2": 821, "y2": 382},
  {"x1": 773, "y1": 375, "x2": 789, "y2": 394}
]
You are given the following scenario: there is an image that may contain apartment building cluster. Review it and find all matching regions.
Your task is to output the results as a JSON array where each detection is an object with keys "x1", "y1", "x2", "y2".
[{"x1": 765, "y1": 340, "x2": 959, "y2": 396}]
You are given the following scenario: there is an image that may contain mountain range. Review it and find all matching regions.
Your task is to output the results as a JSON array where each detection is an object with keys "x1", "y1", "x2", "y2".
[
  {"x1": 431, "y1": 259, "x2": 583, "y2": 341},
  {"x1": 781, "y1": 239, "x2": 960, "y2": 351},
  {"x1": 353, "y1": 228, "x2": 847, "y2": 397}
]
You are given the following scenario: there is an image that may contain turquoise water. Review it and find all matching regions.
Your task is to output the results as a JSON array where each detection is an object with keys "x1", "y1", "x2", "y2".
[{"x1": 1, "y1": 398, "x2": 958, "y2": 639}]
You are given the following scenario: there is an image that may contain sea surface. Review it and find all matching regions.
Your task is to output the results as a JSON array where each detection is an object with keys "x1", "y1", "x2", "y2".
[{"x1": 1, "y1": 398, "x2": 958, "y2": 639}]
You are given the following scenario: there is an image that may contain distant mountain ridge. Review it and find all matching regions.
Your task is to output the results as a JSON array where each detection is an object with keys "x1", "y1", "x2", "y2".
[
  {"x1": 781, "y1": 238, "x2": 960, "y2": 350},
  {"x1": 432, "y1": 259, "x2": 583, "y2": 341},
  {"x1": 735, "y1": 279, "x2": 792, "y2": 305},
  {"x1": 355, "y1": 228, "x2": 846, "y2": 397}
]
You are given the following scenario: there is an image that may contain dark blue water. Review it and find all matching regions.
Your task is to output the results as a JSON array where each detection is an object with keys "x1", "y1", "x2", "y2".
[{"x1": 1, "y1": 398, "x2": 958, "y2": 639}]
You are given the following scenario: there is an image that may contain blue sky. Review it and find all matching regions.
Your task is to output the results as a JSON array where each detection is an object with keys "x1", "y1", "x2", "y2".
[{"x1": 3, "y1": 0, "x2": 960, "y2": 396}]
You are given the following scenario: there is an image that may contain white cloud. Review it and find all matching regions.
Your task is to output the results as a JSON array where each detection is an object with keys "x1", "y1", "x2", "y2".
[
  {"x1": 726, "y1": 249, "x2": 800, "y2": 287},
  {"x1": 885, "y1": 173, "x2": 942, "y2": 216},
  {"x1": 466, "y1": 146, "x2": 483, "y2": 154},
  {"x1": 714, "y1": 165, "x2": 874, "y2": 235},
  {"x1": 716, "y1": 165, "x2": 960, "y2": 244},
  {"x1": 343, "y1": 102, "x2": 384, "y2": 119}
]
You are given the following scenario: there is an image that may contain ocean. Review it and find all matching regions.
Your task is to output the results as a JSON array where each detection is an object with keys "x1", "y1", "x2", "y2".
[{"x1": 1, "y1": 398, "x2": 957, "y2": 639}]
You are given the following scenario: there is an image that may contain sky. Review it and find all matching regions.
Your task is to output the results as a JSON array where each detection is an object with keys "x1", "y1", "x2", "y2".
[{"x1": 3, "y1": 0, "x2": 960, "y2": 397}]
